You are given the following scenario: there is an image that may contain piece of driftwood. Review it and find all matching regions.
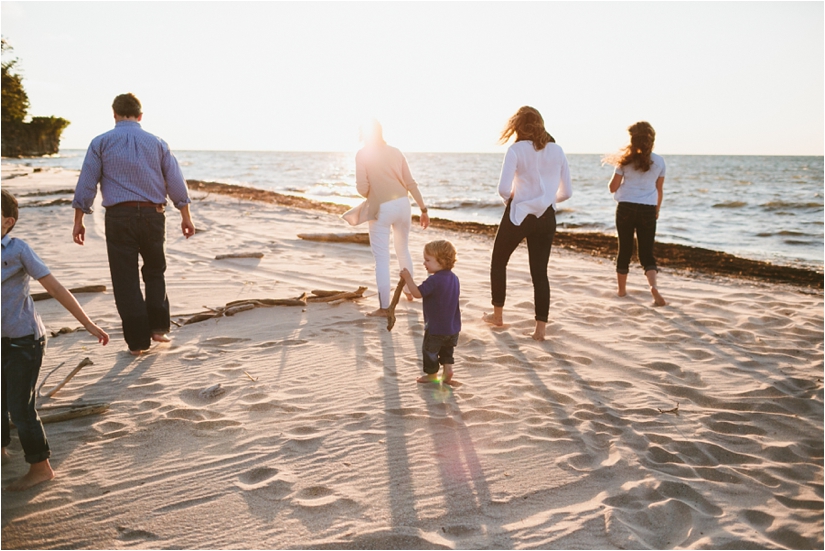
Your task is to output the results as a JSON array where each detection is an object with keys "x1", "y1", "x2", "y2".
[
  {"x1": 306, "y1": 287, "x2": 367, "y2": 303},
  {"x1": 37, "y1": 357, "x2": 94, "y2": 398},
  {"x1": 225, "y1": 303, "x2": 256, "y2": 316},
  {"x1": 50, "y1": 326, "x2": 81, "y2": 338},
  {"x1": 244, "y1": 370, "x2": 258, "y2": 382},
  {"x1": 32, "y1": 285, "x2": 106, "y2": 302},
  {"x1": 311, "y1": 290, "x2": 347, "y2": 297},
  {"x1": 386, "y1": 278, "x2": 407, "y2": 331},
  {"x1": 38, "y1": 402, "x2": 110, "y2": 424},
  {"x1": 657, "y1": 402, "x2": 680, "y2": 415},
  {"x1": 215, "y1": 252, "x2": 264, "y2": 260},
  {"x1": 297, "y1": 233, "x2": 370, "y2": 245}
]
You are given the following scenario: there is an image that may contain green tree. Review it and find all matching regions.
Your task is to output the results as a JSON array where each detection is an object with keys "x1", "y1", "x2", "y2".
[{"x1": 2, "y1": 37, "x2": 30, "y2": 122}]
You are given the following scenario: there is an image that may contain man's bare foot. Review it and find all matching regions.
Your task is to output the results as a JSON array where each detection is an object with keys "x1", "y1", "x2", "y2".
[
  {"x1": 367, "y1": 308, "x2": 389, "y2": 318},
  {"x1": 482, "y1": 312, "x2": 503, "y2": 327},
  {"x1": 151, "y1": 333, "x2": 171, "y2": 343},
  {"x1": 650, "y1": 287, "x2": 667, "y2": 307},
  {"x1": 6, "y1": 459, "x2": 55, "y2": 491}
]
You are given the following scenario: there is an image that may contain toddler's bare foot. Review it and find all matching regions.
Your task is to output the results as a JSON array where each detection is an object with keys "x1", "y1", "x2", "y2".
[
  {"x1": 151, "y1": 333, "x2": 171, "y2": 343},
  {"x1": 367, "y1": 308, "x2": 389, "y2": 318},
  {"x1": 6, "y1": 460, "x2": 55, "y2": 491},
  {"x1": 650, "y1": 287, "x2": 667, "y2": 307},
  {"x1": 417, "y1": 374, "x2": 440, "y2": 383},
  {"x1": 482, "y1": 312, "x2": 503, "y2": 327},
  {"x1": 442, "y1": 366, "x2": 454, "y2": 384}
]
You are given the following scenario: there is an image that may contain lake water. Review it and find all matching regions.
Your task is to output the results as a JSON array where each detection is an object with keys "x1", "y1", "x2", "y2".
[{"x1": 8, "y1": 150, "x2": 823, "y2": 270}]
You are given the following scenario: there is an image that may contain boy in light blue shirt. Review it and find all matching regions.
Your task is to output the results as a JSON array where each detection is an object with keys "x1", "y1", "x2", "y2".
[{"x1": 2, "y1": 189, "x2": 109, "y2": 491}]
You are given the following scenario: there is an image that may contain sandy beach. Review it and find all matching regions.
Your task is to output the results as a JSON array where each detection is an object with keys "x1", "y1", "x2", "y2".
[{"x1": 1, "y1": 165, "x2": 822, "y2": 549}]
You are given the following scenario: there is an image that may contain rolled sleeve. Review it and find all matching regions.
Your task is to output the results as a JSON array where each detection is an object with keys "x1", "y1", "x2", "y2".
[
  {"x1": 161, "y1": 144, "x2": 191, "y2": 209},
  {"x1": 555, "y1": 154, "x2": 572, "y2": 203},
  {"x1": 73, "y1": 142, "x2": 103, "y2": 214}
]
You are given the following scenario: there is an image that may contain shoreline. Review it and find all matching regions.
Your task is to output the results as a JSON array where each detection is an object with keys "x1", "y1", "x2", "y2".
[{"x1": 187, "y1": 179, "x2": 824, "y2": 289}]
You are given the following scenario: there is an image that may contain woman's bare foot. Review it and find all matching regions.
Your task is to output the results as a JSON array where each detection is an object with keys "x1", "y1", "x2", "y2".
[
  {"x1": 650, "y1": 287, "x2": 667, "y2": 307},
  {"x1": 529, "y1": 320, "x2": 547, "y2": 341},
  {"x1": 367, "y1": 308, "x2": 389, "y2": 318},
  {"x1": 151, "y1": 333, "x2": 171, "y2": 343},
  {"x1": 6, "y1": 459, "x2": 55, "y2": 491},
  {"x1": 482, "y1": 312, "x2": 503, "y2": 327},
  {"x1": 417, "y1": 373, "x2": 440, "y2": 383},
  {"x1": 617, "y1": 273, "x2": 628, "y2": 297}
]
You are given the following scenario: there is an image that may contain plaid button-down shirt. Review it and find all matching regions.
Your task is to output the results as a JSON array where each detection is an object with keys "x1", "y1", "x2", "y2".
[{"x1": 72, "y1": 121, "x2": 191, "y2": 213}]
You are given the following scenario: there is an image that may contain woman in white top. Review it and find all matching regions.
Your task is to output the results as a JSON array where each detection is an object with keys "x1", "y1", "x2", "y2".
[
  {"x1": 606, "y1": 121, "x2": 667, "y2": 306},
  {"x1": 355, "y1": 120, "x2": 429, "y2": 317},
  {"x1": 483, "y1": 106, "x2": 572, "y2": 341}
]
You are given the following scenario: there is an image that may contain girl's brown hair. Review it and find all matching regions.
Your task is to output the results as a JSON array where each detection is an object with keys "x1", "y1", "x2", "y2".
[
  {"x1": 499, "y1": 106, "x2": 555, "y2": 151},
  {"x1": 607, "y1": 121, "x2": 656, "y2": 172},
  {"x1": 424, "y1": 240, "x2": 457, "y2": 270}
]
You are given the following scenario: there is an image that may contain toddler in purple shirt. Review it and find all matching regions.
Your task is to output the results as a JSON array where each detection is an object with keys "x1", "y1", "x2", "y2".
[{"x1": 400, "y1": 240, "x2": 461, "y2": 384}]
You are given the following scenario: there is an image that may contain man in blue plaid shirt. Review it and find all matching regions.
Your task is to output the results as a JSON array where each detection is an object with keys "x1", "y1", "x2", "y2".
[{"x1": 72, "y1": 93, "x2": 195, "y2": 355}]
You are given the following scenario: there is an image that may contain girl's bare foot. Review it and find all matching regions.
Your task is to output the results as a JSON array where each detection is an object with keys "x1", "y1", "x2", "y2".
[
  {"x1": 6, "y1": 459, "x2": 55, "y2": 491},
  {"x1": 367, "y1": 308, "x2": 389, "y2": 317},
  {"x1": 650, "y1": 286, "x2": 667, "y2": 307},
  {"x1": 151, "y1": 333, "x2": 171, "y2": 343}
]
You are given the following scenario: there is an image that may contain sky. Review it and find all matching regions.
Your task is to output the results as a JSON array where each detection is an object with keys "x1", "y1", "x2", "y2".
[{"x1": 1, "y1": 1, "x2": 823, "y2": 155}]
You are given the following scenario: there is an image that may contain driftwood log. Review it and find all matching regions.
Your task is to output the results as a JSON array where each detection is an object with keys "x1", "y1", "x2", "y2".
[
  {"x1": 297, "y1": 233, "x2": 370, "y2": 245},
  {"x1": 37, "y1": 357, "x2": 94, "y2": 398},
  {"x1": 37, "y1": 403, "x2": 110, "y2": 424},
  {"x1": 306, "y1": 287, "x2": 367, "y2": 303},
  {"x1": 32, "y1": 285, "x2": 106, "y2": 302},
  {"x1": 215, "y1": 252, "x2": 264, "y2": 260},
  {"x1": 386, "y1": 278, "x2": 407, "y2": 331}
]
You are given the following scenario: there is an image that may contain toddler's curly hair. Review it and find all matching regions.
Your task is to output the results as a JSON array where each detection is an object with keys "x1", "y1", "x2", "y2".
[{"x1": 424, "y1": 239, "x2": 457, "y2": 270}]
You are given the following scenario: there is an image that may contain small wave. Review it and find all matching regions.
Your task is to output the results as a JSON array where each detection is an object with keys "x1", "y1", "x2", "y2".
[
  {"x1": 431, "y1": 199, "x2": 503, "y2": 210},
  {"x1": 756, "y1": 230, "x2": 807, "y2": 237},
  {"x1": 712, "y1": 201, "x2": 748, "y2": 209},
  {"x1": 762, "y1": 201, "x2": 824, "y2": 211},
  {"x1": 784, "y1": 239, "x2": 818, "y2": 246}
]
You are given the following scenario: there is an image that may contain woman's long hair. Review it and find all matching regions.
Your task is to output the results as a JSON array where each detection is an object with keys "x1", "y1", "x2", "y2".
[
  {"x1": 606, "y1": 121, "x2": 656, "y2": 172},
  {"x1": 499, "y1": 106, "x2": 555, "y2": 151},
  {"x1": 359, "y1": 118, "x2": 386, "y2": 147}
]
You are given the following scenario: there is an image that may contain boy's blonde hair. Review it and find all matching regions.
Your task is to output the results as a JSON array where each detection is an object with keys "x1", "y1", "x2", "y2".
[{"x1": 424, "y1": 239, "x2": 457, "y2": 270}]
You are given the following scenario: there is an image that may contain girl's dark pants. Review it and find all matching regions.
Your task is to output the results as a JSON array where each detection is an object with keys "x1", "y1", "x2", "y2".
[
  {"x1": 105, "y1": 205, "x2": 170, "y2": 352},
  {"x1": 1, "y1": 335, "x2": 50, "y2": 464},
  {"x1": 615, "y1": 202, "x2": 658, "y2": 274},
  {"x1": 490, "y1": 202, "x2": 556, "y2": 323}
]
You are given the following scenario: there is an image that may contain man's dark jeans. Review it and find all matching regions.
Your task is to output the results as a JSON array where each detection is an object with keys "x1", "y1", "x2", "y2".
[
  {"x1": 490, "y1": 202, "x2": 556, "y2": 323},
  {"x1": 1, "y1": 335, "x2": 50, "y2": 464},
  {"x1": 422, "y1": 331, "x2": 459, "y2": 375},
  {"x1": 105, "y1": 205, "x2": 169, "y2": 352},
  {"x1": 615, "y1": 202, "x2": 658, "y2": 275}
]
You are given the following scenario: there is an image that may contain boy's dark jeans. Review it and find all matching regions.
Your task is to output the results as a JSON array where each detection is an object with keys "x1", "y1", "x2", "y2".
[
  {"x1": 422, "y1": 331, "x2": 459, "y2": 375},
  {"x1": 1, "y1": 335, "x2": 50, "y2": 464},
  {"x1": 105, "y1": 206, "x2": 170, "y2": 352},
  {"x1": 490, "y1": 203, "x2": 556, "y2": 323},
  {"x1": 615, "y1": 202, "x2": 658, "y2": 275}
]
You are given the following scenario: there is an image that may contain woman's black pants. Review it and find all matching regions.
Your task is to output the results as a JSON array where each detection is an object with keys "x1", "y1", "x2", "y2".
[{"x1": 490, "y1": 203, "x2": 556, "y2": 323}]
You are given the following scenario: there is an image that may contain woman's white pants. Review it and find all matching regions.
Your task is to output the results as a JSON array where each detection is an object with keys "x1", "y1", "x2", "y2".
[{"x1": 369, "y1": 196, "x2": 414, "y2": 309}]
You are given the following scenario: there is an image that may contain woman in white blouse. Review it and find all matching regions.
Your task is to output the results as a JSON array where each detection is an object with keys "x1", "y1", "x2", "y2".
[
  {"x1": 606, "y1": 121, "x2": 666, "y2": 306},
  {"x1": 355, "y1": 120, "x2": 429, "y2": 317},
  {"x1": 483, "y1": 106, "x2": 572, "y2": 341}
]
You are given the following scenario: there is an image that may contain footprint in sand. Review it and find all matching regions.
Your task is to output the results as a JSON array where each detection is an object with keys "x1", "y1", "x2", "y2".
[{"x1": 236, "y1": 466, "x2": 294, "y2": 500}]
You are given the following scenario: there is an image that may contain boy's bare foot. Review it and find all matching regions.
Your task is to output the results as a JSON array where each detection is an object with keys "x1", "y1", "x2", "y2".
[
  {"x1": 366, "y1": 308, "x2": 389, "y2": 318},
  {"x1": 482, "y1": 312, "x2": 503, "y2": 326},
  {"x1": 442, "y1": 366, "x2": 454, "y2": 384},
  {"x1": 417, "y1": 374, "x2": 440, "y2": 383},
  {"x1": 650, "y1": 287, "x2": 667, "y2": 307},
  {"x1": 6, "y1": 459, "x2": 55, "y2": 491},
  {"x1": 151, "y1": 333, "x2": 171, "y2": 343}
]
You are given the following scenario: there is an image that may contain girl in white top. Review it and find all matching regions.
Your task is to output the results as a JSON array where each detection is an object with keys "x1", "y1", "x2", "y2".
[
  {"x1": 355, "y1": 120, "x2": 429, "y2": 317},
  {"x1": 606, "y1": 121, "x2": 667, "y2": 306},
  {"x1": 483, "y1": 106, "x2": 572, "y2": 341}
]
